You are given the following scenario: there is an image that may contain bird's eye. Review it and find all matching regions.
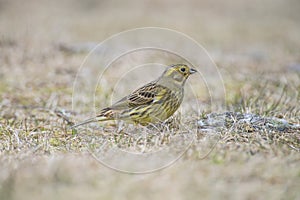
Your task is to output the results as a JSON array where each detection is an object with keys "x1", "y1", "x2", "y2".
[{"x1": 180, "y1": 68, "x2": 186, "y2": 72}]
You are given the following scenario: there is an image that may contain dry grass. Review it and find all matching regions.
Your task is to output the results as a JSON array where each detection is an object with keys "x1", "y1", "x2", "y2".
[{"x1": 1, "y1": 0, "x2": 300, "y2": 199}]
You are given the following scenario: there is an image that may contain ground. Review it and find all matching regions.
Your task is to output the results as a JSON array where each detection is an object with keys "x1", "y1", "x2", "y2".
[{"x1": 0, "y1": 0, "x2": 299, "y2": 199}]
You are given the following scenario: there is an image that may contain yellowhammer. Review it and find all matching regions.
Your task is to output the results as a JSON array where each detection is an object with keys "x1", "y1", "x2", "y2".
[{"x1": 72, "y1": 64, "x2": 197, "y2": 128}]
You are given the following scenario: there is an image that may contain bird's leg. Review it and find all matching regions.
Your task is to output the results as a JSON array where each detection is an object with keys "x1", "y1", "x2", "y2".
[
  {"x1": 116, "y1": 120, "x2": 125, "y2": 134},
  {"x1": 113, "y1": 120, "x2": 125, "y2": 144},
  {"x1": 140, "y1": 125, "x2": 150, "y2": 153}
]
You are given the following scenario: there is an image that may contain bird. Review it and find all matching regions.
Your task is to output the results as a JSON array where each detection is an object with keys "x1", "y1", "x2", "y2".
[{"x1": 71, "y1": 64, "x2": 197, "y2": 128}]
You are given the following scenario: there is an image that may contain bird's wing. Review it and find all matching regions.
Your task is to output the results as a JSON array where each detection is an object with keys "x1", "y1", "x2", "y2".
[{"x1": 111, "y1": 81, "x2": 166, "y2": 109}]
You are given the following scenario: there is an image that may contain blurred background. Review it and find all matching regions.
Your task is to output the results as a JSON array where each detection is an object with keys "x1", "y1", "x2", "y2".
[{"x1": 1, "y1": 0, "x2": 299, "y2": 57}]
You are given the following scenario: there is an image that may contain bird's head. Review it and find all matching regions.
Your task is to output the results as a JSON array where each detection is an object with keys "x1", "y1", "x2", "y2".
[{"x1": 160, "y1": 64, "x2": 197, "y2": 87}]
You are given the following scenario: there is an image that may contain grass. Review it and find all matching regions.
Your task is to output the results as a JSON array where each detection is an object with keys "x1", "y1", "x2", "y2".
[{"x1": 1, "y1": 0, "x2": 300, "y2": 199}]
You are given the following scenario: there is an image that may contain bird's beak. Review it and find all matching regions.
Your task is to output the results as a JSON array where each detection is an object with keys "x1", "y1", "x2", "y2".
[{"x1": 189, "y1": 68, "x2": 197, "y2": 74}]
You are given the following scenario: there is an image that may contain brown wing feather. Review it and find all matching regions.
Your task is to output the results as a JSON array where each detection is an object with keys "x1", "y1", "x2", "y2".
[
  {"x1": 110, "y1": 81, "x2": 163, "y2": 109},
  {"x1": 127, "y1": 82, "x2": 158, "y2": 106}
]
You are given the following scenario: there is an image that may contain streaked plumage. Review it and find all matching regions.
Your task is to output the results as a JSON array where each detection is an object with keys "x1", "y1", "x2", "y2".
[{"x1": 71, "y1": 64, "x2": 197, "y2": 128}]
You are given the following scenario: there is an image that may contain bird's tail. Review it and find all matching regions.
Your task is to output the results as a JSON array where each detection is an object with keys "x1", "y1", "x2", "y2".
[
  {"x1": 70, "y1": 118, "x2": 95, "y2": 129},
  {"x1": 71, "y1": 115, "x2": 111, "y2": 129},
  {"x1": 71, "y1": 108, "x2": 115, "y2": 129}
]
